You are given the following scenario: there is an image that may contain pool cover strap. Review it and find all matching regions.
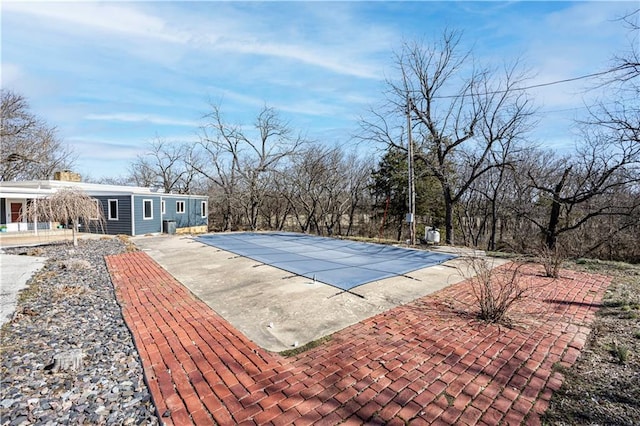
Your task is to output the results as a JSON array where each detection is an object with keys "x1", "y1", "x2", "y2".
[{"x1": 197, "y1": 232, "x2": 456, "y2": 291}]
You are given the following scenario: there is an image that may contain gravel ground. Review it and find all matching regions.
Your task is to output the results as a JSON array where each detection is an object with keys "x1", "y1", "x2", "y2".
[{"x1": 0, "y1": 238, "x2": 159, "y2": 426}]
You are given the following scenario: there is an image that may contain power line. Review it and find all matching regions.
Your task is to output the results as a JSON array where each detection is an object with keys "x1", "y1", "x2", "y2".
[
  {"x1": 508, "y1": 68, "x2": 620, "y2": 91},
  {"x1": 428, "y1": 67, "x2": 624, "y2": 99},
  {"x1": 538, "y1": 98, "x2": 637, "y2": 116}
]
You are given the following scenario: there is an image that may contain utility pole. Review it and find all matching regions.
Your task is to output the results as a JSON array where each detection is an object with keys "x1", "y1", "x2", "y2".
[{"x1": 406, "y1": 95, "x2": 416, "y2": 245}]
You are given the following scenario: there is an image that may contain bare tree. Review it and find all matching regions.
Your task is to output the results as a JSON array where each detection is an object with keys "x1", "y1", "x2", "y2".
[
  {"x1": 314, "y1": 147, "x2": 351, "y2": 236},
  {"x1": 247, "y1": 144, "x2": 372, "y2": 237},
  {"x1": 608, "y1": 9, "x2": 639, "y2": 85},
  {"x1": 92, "y1": 176, "x2": 136, "y2": 186},
  {"x1": 344, "y1": 152, "x2": 373, "y2": 237},
  {"x1": 193, "y1": 103, "x2": 305, "y2": 231},
  {"x1": 24, "y1": 188, "x2": 105, "y2": 246},
  {"x1": 1, "y1": 89, "x2": 75, "y2": 181},
  {"x1": 516, "y1": 10, "x2": 640, "y2": 254},
  {"x1": 279, "y1": 145, "x2": 331, "y2": 234},
  {"x1": 361, "y1": 30, "x2": 535, "y2": 245},
  {"x1": 129, "y1": 137, "x2": 200, "y2": 193},
  {"x1": 260, "y1": 170, "x2": 294, "y2": 231},
  {"x1": 523, "y1": 123, "x2": 640, "y2": 252}
]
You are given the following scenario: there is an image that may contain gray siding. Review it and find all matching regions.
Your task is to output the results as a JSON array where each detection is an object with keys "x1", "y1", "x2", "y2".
[
  {"x1": 133, "y1": 195, "x2": 162, "y2": 235},
  {"x1": 88, "y1": 194, "x2": 206, "y2": 235},
  {"x1": 92, "y1": 196, "x2": 133, "y2": 235},
  {"x1": 162, "y1": 196, "x2": 208, "y2": 229}
]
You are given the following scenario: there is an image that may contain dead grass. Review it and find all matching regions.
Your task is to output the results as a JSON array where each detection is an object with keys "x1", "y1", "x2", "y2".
[
  {"x1": 542, "y1": 259, "x2": 640, "y2": 425},
  {"x1": 278, "y1": 335, "x2": 332, "y2": 357},
  {"x1": 59, "y1": 259, "x2": 92, "y2": 271},
  {"x1": 26, "y1": 247, "x2": 44, "y2": 257},
  {"x1": 16, "y1": 269, "x2": 57, "y2": 304},
  {"x1": 116, "y1": 234, "x2": 138, "y2": 252},
  {"x1": 52, "y1": 284, "x2": 91, "y2": 300}
]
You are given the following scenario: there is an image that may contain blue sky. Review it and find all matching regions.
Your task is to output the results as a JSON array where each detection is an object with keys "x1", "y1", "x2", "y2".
[{"x1": 1, "y1": 1, "x2": 635, "y2": 180}]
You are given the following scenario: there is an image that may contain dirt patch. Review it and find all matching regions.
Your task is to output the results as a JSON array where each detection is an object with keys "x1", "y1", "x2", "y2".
[{"x1": 542, "y1": 259, "x2": 640, "y2": 425}]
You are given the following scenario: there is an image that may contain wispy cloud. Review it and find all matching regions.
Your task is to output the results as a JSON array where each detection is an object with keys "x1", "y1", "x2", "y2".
[
  {"x1": 2, "y1": 1, "x2": 632, "y2": 179},
  {"x1": 4, "y1": 1, "x2": 384, "y2": 80},
  {"x1": 84, "y1": 113, "x2": 198, "y2": 128},
  {"x1": 216, "y1": 39, "x2": 380, "y2": 80},
  {"x1": 203, "y1": 87, "x2": 266, "y2": 110},
  {"x1": 3, "y1": 1, "x2": 188, "y2": 44}
]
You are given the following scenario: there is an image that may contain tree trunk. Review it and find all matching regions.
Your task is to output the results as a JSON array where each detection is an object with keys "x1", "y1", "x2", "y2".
[
  {"x1": 546, "y1": 197, "x2": 561, "y2": 250},
  {"x1": 546, "y1": 167, "x2": 571, "y2": 250},
  {"x1": 223, "y1": 200, "x2": 232, "y2": 231},
  {"x1": 488, "y1": 201, "x2": 498, "y2": 251},
  {"x1": 72, "y1": 218, "x2": 79, "y2": 247},
  {"x1": 250, "y1": 200, "x2": 259, "y2": 231},
  {"x1": 444, "y1": 196, "x2": 454, "y2": 245}
]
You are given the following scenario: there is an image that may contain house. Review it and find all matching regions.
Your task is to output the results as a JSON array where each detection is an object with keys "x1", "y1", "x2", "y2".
[{"x1": 0, "y1": 175, "x2": 209, "y2": 236}]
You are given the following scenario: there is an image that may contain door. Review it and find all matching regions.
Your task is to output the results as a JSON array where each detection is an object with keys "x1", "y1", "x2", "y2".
[{"x1": 10, "y1": 202, "x2": 23, "y2": 222}]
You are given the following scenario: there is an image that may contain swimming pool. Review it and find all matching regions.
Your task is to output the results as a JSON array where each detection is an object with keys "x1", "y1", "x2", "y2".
[{"x1": 197, "y1": 232, "x2": 456, "y2": 291}]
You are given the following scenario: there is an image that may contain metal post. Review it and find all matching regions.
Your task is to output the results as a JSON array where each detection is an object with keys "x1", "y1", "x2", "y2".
[{"x1": 406, "y1": 95, "x2": 416, "y2": 245}]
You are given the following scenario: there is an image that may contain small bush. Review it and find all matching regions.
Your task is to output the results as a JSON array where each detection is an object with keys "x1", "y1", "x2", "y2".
[
  {"x1": 27, "y1": 248, "x2": 44, "y2": 257},
  {"x1": 463, "y1": 257, "x2": 527, "y2": 324},
  {"x1": 59, "y1": 259, "x2": 92, "y2": 271},
  {"x1": 117, "y1": 234, "x2": 138, "y2": 252},
  {"x1": 610, "y1": 342, "x2": 631, "y2": 364},
  {"x1": 537, "y1": 245, "x2": 565, "y2": 278},
  {"x1": 53, "y1": 284, "x2": 90, "y2": 300}
]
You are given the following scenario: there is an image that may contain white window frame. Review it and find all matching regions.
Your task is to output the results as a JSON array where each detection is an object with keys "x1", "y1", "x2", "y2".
[
  {"x1": 90, "y1": 200, "x2": 100, "y2": 220},
  {"x1": 108, "y1": 199, "x2": 119, "y2": 220},
  {"x1": 201, "y1": 200, "x2": 207, "y2": 218},
  {"x1": 161, "y1": 199, "x2": 166, "y2": 215},
  {"x1": 143, "y1": 199, "x2": 153, "y2": 220},
  {"x1": 176, "y1": 200, "x2": 185, "y2": 214}
]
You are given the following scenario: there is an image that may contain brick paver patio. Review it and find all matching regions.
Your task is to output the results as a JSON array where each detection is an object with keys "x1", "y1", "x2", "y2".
[{"x1": 106, "y1": 251, "x2": 610, "y2": 425}]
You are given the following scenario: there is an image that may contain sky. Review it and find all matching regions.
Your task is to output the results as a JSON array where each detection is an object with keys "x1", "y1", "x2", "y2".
[{"x1": 1, "y1": 1, "x2": 636, "y2": 180}]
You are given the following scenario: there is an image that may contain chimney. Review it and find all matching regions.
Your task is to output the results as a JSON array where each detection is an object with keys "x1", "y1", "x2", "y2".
[{"x1": 53, "y1": 170, "x2": 82, "y2": 182}]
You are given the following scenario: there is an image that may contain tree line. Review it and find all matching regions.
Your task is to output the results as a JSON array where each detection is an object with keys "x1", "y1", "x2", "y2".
[
  {"x1": 1, "y1": 90, "x2": 74, "y2": 181},
  {"x1": 2, "y1": 18, "x2": 638, "y2": 262}
]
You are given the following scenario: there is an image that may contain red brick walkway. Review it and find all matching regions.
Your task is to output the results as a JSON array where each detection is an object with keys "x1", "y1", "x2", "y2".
[{"x1": 106, "y1": 251, "x2": 610, "y2": 425}]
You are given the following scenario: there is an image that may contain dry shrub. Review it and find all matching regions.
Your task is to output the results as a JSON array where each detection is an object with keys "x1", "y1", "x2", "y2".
[
  {"x1": 53, "y1": 284, "x2": 90, "y2": 300},
  {"x1": 116, "y1": 234, "x2": 138, "y2": 252},
  {"x1": 536, "y1": 244, "x2": 569, "y2": 278},
  {"x1": 26, "y1": 248, "x2": 44, "y2": 257},
  {"x1": 59, "y1": 259, "x2": 91, "y2": 271},
  {"x1": 464, "y1": 257, "x2": 528, "y2": 324}
]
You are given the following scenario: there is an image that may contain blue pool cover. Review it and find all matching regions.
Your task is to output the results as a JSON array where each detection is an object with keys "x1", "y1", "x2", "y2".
[{"x1": 197, "y1": 232, "x2": 456, "y2": 291}]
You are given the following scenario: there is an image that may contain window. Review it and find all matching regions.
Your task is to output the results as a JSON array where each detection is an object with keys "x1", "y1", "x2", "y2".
[
  {"x1": 176, "y1": 200, "x2": 185, "y2": 214},
  {"x1": 108, "y1": 199, "x2": 119, "y2": 220},
  {"x1": 91, "y1": 200, "x2": 101, "y2": 220},
  {"x1": 161, "y1": 200, "x2": 166, "y2": 215},
  {"x1": 201, "y1": 200, "x2": 207, "y2": 218},
  {"x1": 143, "y1": 199, "x2": 153, "y2": 220}
]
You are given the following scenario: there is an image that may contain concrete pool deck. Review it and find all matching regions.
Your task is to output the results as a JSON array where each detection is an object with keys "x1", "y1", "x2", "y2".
[{"x1": 131, "y1": 234, "x2": 505, "y2": 353}]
